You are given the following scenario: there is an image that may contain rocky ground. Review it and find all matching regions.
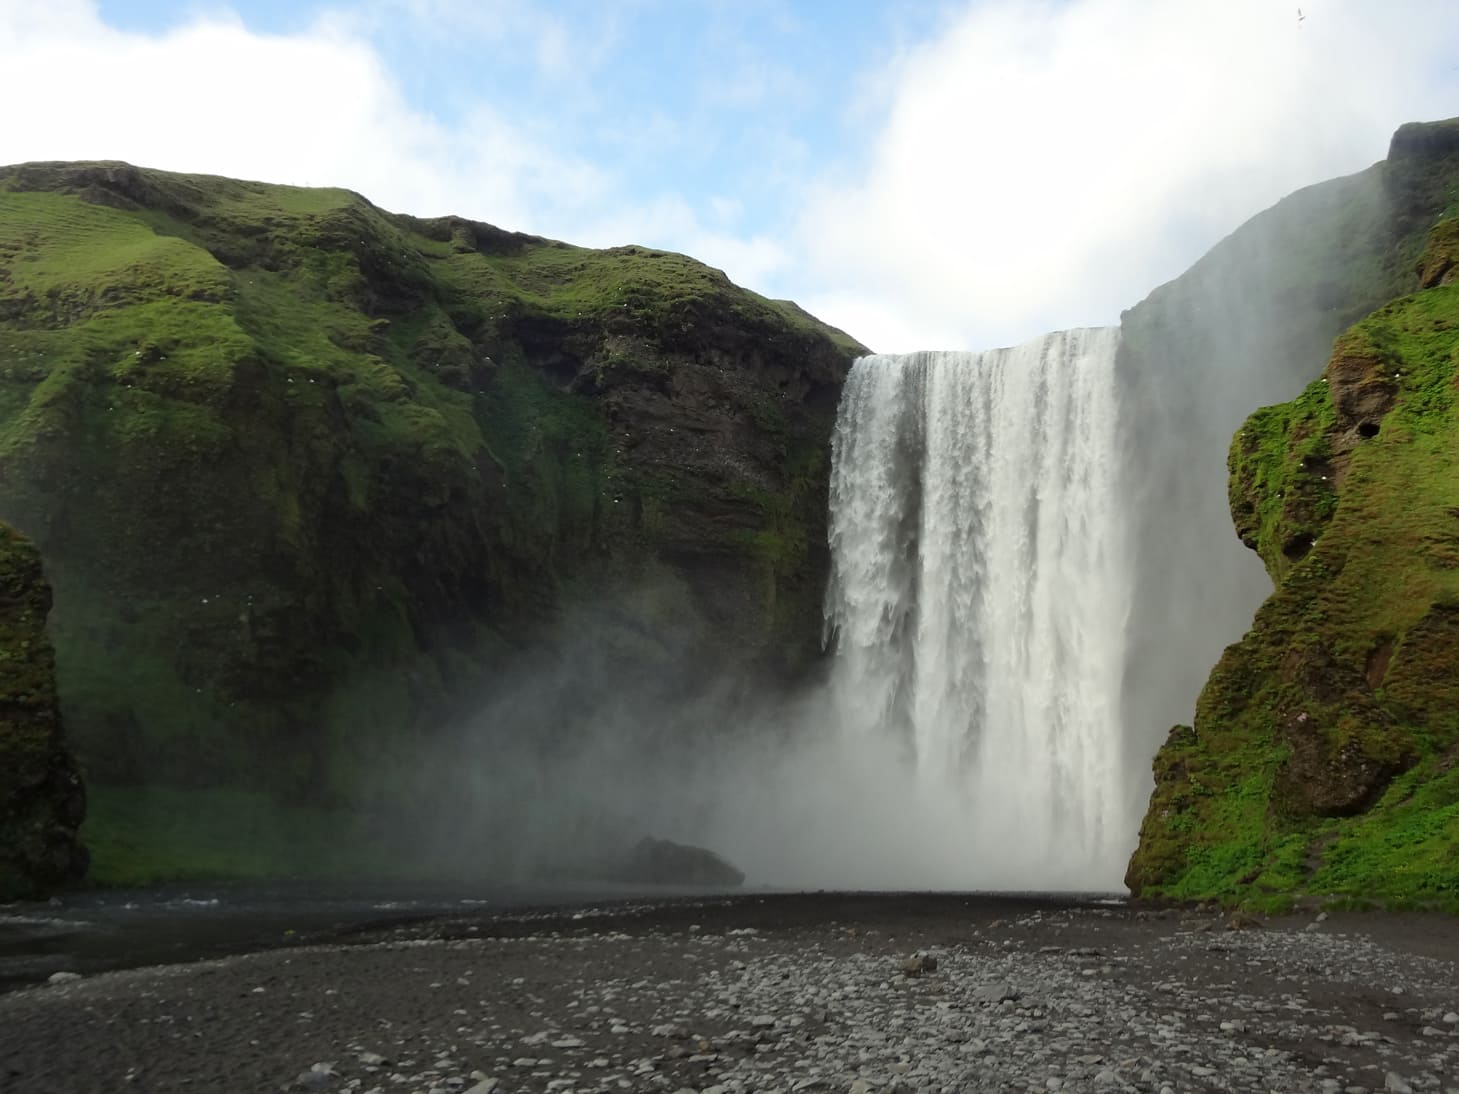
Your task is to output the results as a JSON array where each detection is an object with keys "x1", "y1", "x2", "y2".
[{"x1": 2, "y1": 893, "x2": 1457, "y2": 1094}]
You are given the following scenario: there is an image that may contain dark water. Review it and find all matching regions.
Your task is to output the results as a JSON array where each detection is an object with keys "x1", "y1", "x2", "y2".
[{"x1": 0, "y1": 879, "x2": 697, "y2": 992}]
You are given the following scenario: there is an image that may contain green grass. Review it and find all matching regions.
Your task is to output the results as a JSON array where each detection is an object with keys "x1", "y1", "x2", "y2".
[
  {"x1": 1310, "y1": 761, "x2": 1459, "y2": 907},
  {"x1": 0, "y1": 192, "x2": 231, "y2": 313},
  {"x1": 436, "y1": 240, "x2": 865, "y2": 358},
  {"x1": 84, "y1": 786, "x2": 387, "y2": 886}
]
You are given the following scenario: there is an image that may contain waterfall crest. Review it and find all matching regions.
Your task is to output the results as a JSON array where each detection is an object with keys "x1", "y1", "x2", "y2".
[{"x1": 824, "y1": 327, "x2": 1132, "y2": 888}]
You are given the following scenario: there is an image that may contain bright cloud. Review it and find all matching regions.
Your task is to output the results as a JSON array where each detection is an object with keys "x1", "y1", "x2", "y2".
[
  {"x1": 801, "y1": 0, "x2": 1459, "y2": 352},
  {"x1": 0, "y1": 0, "x2": 781, "y2": 289},
  {"x1": 0, "y1": 0, "x2": 599, "y2": 232}
]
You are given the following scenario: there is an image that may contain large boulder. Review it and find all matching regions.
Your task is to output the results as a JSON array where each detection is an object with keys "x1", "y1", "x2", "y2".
[
  {"x1": 0, "y1": 523, "x2": 86, "y2": 899},
  {"x1": 616, "y1": 836, "x2": 745, "y2": 888}
]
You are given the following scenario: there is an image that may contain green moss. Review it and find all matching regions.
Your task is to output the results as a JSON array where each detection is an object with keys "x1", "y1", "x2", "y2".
[
  {"x1": 1130, "y1": 225, "x2": 1459, "y2": 909},
  {"x1": 1309, "y1": 761, "x2": 1459, "y2": 906},
  {"x1": 1229, "y1": 378, "x2": 1339, "y2": 580}
]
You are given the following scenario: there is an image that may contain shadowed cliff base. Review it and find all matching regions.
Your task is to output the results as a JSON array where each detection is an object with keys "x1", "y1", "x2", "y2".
[{"x1": 0, "y1": 523, "x2": 86, "y2": 899}]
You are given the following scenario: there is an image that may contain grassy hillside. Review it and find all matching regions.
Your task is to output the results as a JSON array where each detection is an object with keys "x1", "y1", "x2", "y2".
[
  {"x1": 1127, "y1": 209, "x2": 1459, "y2": 911},
  {"x1": 0, "y1": 162, "x2": 864, "y2": 881}
]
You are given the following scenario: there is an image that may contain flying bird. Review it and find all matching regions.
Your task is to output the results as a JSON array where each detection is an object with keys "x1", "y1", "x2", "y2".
[{"x1": 1297, "y1": 7, "x2": 1306, "y2": 26}]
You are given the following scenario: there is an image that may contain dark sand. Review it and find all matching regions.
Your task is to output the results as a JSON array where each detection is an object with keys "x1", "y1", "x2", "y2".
[{"x1": 2, "y1": 893, "x2": 1457, "y2": 1094}]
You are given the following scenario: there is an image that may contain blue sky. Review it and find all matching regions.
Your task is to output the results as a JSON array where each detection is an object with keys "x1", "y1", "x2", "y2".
[
  {"x1": 83, "y1": 0, "x2": 955, "y2": 262},
  {"x1": 5, "y1": 1, "x2": 1459, "y2": 351}
]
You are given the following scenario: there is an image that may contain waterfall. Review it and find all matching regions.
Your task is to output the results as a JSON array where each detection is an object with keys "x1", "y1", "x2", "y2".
[{"x1": 824, "y1": 328, "x2": 1132, "y2": 889}]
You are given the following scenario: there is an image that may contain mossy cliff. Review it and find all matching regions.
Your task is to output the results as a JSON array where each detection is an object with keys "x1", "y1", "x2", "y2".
[
  {"x1": 1116, "y1": 119, "x2": 1459, "y2": 769},
  {"x1": 1127, "y1": 120, "x2": 1459, "y2": 909},
  {"x1": 0, "y1": 522, "x2": 86, "y2": 898},
  {"x1": 0, "y1": 162, "x2": 864, "y2": 840}
]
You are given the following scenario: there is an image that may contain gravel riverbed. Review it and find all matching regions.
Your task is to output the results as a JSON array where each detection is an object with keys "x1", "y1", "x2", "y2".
[{"x1": 2, "y1": 894, "x2": 1457, "y2": 1094}]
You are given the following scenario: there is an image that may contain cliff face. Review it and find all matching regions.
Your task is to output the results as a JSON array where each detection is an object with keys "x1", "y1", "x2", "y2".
[
  {"x1": 1114, "y1": 120, "x2": 1459, "y2": 794},
  {"x1": 1127, "y1": 119, "x2": 1459, "y2": 908},
  {"x1": 0, "y1": 162, "x2": 865, "y2": 810},
  {"x1": 0, "y1": 522, "x2": 86, "y2": 898}
]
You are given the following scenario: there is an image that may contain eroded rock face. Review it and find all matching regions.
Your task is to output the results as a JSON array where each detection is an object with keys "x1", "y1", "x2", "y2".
[
  {"x1": 0, "y1": 523, "x2": 86, "y2": 899},
  {"x1": 1268, "y1": 644, "x2": 1412, "y2": 820}
]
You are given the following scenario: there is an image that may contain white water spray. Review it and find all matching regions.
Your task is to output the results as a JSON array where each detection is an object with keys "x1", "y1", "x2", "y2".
[{"x1": 823, "y1": 328, "x2": 1133, "y2": 889}]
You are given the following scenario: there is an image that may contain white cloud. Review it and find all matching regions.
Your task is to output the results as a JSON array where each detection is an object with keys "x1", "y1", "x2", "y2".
[
  {"x1": 0, "y1": 0, "x2": 769, "y2": 280},
  {"x1": 340, "y1": 0, "x2": 625, "y2": 81},
  {"x1": 798, "y1": 0, "x2": 1459, "y2": 353},
  {"x1": 0, "y1": 2, "x2": 537, "y2": 226}
]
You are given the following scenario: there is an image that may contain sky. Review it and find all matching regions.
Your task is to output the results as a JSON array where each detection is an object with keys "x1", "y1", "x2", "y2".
[{"x1": 3, "y1": 0, "x2": 1458, "y2": 353}]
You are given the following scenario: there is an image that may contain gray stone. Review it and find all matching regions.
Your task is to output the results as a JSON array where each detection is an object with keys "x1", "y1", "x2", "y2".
[{"x1": 972, "y1": 982, "x2": 1020, "y2": 1005}]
